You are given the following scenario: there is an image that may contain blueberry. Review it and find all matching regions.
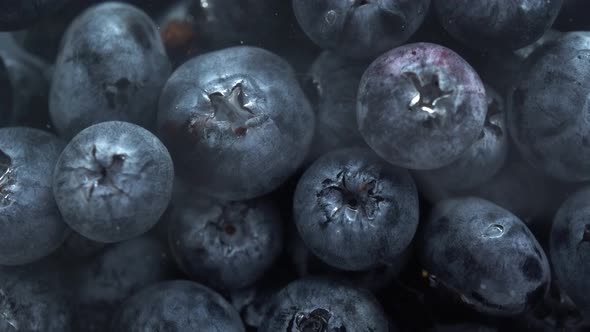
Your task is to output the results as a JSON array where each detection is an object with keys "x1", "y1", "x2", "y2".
[
  {"x1": 0, "y1": 0, "x2": 69, "y2": 31},
  {"x1": 111, "y1": 280, "x2": 245, "y2": 332},
  {"x1": 550, "y1": 187, "x2": 590, "y2": 314},
  {"x1": 49, "y1": 2, "x2": 171, "y2": 138},
  {"x1": 158, "y1": 46, "x2": 314, "y2": 201},
  {"x1": 60, "y1": 231, "x2": 106, "y2": 260},
  {"x1": 259, "y1": 277, "x2": 390, "y2": 332},
  {"x1": 72, "y1": 235, "x2": 174, "y2": 331},
  {"x1": 305, "y1": 51, "x2": 368, "y2": 159},
  {"x1": 0, "y1": 255, "x2": 73, "y2": 331},
  {"x1": 292, "y1": 0, "x2": 430, "y2": 58},
  {"x1": 554, "y1": 0, "x2": 590, "y2": 31},
  {"x1": 0, "y1": 37, "x2": 51, "y2": 128},
  {"x1": 0, "y1": 127, "x2": 68, "y2": 265},
  {"x1": 420, "y1": 197, "x2": 551, "y2": 316},
  {"x1": 53, "y1": 121, "x2": 174, "y2": 243},
  {"x1": 168, "y1": 195, "x2": 283, "y2": 290},
  {"x1": 415, "y1": 84, "x2": 508, "y2": 192},
  {"x1": 294, "y1": 148, "x2": 419, "y2": 271},
  {"x1": 357, "y1": 42, "x2": 487, "y2": 170},
  {"x1": 433, "y1": 0, "x2": 563, "y2": 50},
  {"x1": 507, "y1": 32, "x2": 590, "y2": 182}
]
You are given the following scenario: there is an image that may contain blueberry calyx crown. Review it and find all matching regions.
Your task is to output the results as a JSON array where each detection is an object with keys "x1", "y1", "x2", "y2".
[
  {"x1": 86, "y1": 145, "x2": 128, "y2": 199},
  {"x1": 207, "y1": 82, "x2": 262, "y2": 136},
  {"x1": 316, "y1": 169, "x2": 385, "y2": 224},
  {"x1": 403, "y1": 72, "x2": 453, "y2": 117},
  {"x1": 289, "y1": 308, "x2": 347, "y2": 332},
  {"x1": 0, "y1": 149, "x2": 14, "y2": 205}
]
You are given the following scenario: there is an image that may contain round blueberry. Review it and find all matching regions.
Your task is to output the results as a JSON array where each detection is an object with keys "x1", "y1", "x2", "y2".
[
  {"x1": 292, "y1": 0, "x2": 430, "y2": 58},
  {"x1": 294, "y1": 148, "x2": 419, "y2": 271},
  {"x1": 420, "y1": 197, "x2": 551, "y2": 316},
  {"x1": 111, "y1": 280, "x2": 245, "y2": 332},
  {"x1": 357, "y1": 42, "x2": 487, "y2": 170},
  {"x1": 0, "y1": 0, "x2": 69, "y2": 31},
  {"x1": 72, "y1": 235, "x2": 174, "y2": 331},
  {"x1": 260, "y1": 277, "x2": 390, "y2": 331},
  {"x1": 0, "y1": 127, "x2": 68, "y2": 265},
  {"x1": 508, "y1": 32, "x2": 590, "y2": 182},
  {"x1": 49, "y1": 2, "x2": 171, "y2": 138},
  {"x1": 550, "y1": 187, "x2": 590, "y2": 314},
  {"x1": 434, "y1": 0, "x2": 563, "y2": 50},
  {"x1": 53, "y1": 121, "x2": 174, "y2": 243},
  {"x1": 415, "y1": 84, "x2": 508, "y2": 192},
  {"x1": 168, "y1": 195, "x2": 283, "y2": 290},
  {"x1": 305, "y1": 51, "x2": 369, "y2": 159},
  {"x1": 157, "y1": 46, "x2": 314, "y2": 201}
]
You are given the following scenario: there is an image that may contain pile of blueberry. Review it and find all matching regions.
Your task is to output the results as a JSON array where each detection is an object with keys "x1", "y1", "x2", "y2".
[{"x1": 1, "y1": 0, "x2": 590, "y2": 331}]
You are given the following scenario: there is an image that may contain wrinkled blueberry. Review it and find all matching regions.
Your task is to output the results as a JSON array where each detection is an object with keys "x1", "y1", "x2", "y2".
[
  {"x1": 415, "y1": 84, "x2": 508, "y2": 192},
  {"x1": 0, "y1": 127, "x2": 68, "y2": 265},
  {"x1": 158, "y1": 46, "x2": 314, "y2": 201},
  {"x1": 305, "y1": 51, "x2": 368, "y2": 159},
  {"x1": 260, "y1": 277, "x2": 390, "y2": 332},
  {"x1": 292, "y1": 0, "x2": 430, "y2": 58},
  {"x1": 420, "y1": 197, "x2": 551, "y2": 316},
  {"x1": 50, "y1": 2, "x2": 171, "y2": 138},
  {"x1": 294, "y1": 148, "x2": 419, "y2": 271},
  {"x1": 434, "y1": 0, "x2": 563, "y2": 50},
  {"x1": 550, "y1": 187, "x2": 590, "y2": 314},
  {"x1": 111, "y1": 280, "x2": 245, "y2": 332},
  {"x1": 508, "y1": 32, "x2": 590, "y2": 182},
  {"x1": 72, "y1": 235, "x2": 175, "y2": 332},
  {"x1": 53, "y1": 121, "x2": 174, "y2": 243},
  {"x1": 168, "y1": 195, "x2": 283, "y2": 290},
  {"x1": 0, "y1": 0, "x2": 69, "y2": 31},
  {"x1": 357, "y1": 42, "x2": 487, "y2": 170}
]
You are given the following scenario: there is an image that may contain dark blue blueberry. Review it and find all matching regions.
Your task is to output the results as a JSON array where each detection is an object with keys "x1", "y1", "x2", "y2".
[
  {"x1": 305, "y1": 51, "x2": 368, "y2": 159},
  {"x1": 508, "y1": 32, "x2": 590, "y2": 182},
  {"x1": 259, "y1": 277, "x2": 390, "y2": 332},
  {"x1": 294, "y1": 148, "x2": 419, "y2": 271},
  {"x1": 60, "y1": 231, "x2": 106, "y2": 260},
  {"x1": 49, "y1": 2, "x2": 171, "y2": 138},
  {"x1": 550, "y1": 187, "x2": 590, "y2": 315},
  {"x1": 0, "y1": 127, "x2": 68, "y2": 265},
  {"x1": 111, "y1": 280, "x2": 245, "y2": 332},
  {"x1": 420, "y1": 197, "x2": 551, "y2": 316},
  {"x1": 434, "y1": 0, "x2": 563, "y2": 50},
  {"x1": 292, "y1": 0, "x2": 430, "y2": 58},
  {"x1": 357, "y1": 42, "x2": 487, "y2": 170},
  {"x1": 0, "y1": 0, "x2": 69, "y2": 31},
  {"x1": 415, "y1": 84, "x2": 508, "y2": 192},
  {"x1": 53, "y1": 121, "x2": 174, "y2": 243},
  {"x1": 157, "y1": 46, "x2": 315, "y2": 201},
  {"x1": 168, "y1": 195, "x2": 283, "y2": 290},
  {"x1": 71, "y1": 235, "x2": 175, "y2": 332},
  {"x1": 0, "y1": 255, "x2": 73, "y2": 331},
  {"x1": 0, "y1": 35, "x2": 51, "y2": 129}
]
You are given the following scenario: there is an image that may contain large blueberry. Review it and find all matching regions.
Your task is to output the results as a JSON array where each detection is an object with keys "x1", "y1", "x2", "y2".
[
  {"x1": 550, "y1": 187, "x2": 590, "y2": 314},
  {"x1": 49, "y1": 2, "x2": 171, "y2": 138},
  {"x1": 508, "y1": 32, "x2": 590, "y2": 182},
  {"x1": 434, "y1": 0, "x2": 562, "y2": 50},
  {"x1": 292, "y1": 0, "x2": 430, "y2": 58},
  {"x1": 294, "y1": 148, "x2": 419, "y2": 271},
  {"x1": 158, "y1": 46, "x2": 314, "y2": 201},
  {"x1": 415, "y1": 84, "x2": 508, "y2": 192},
  {"x1": 305, "y1": 51, "x2": 368, "y2": 159},
  {"x1": 72, "y1": 235, "x2": 175, "y2": 332},
  {"x1": 259, "y1": 277, "x2": 390, "y2": 331},
  {"x1": 357, "y1": 42, "x2": 487, "y2": 170},
  {"x1": 168, "y1": 194, "x2": 283, "y2": 290},
  {"x1": 53, "y1": 121, "x2": 174, "y2": 243},
  {"x1": 111, "y1": 280, "x2": 245, "y2": 332},
  {"x1": 0, "y1": 0, "x2": 69, "y2": 31},
  {"x1": 420, "y1": 197, "x2": 551, "y2": 316},
  {"x1": 0, "y1": 127, "x2": 68, "y2": 265}
]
